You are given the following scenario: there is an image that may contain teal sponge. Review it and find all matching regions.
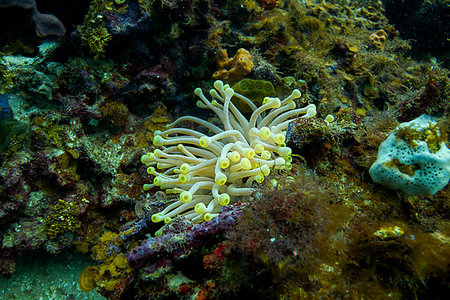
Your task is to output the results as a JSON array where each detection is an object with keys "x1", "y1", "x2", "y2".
[{"x1": 369, "y1": 115, "x2": 450, "y2": 195}]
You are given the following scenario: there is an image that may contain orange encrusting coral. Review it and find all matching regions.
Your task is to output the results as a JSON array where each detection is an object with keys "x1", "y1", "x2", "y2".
[
  {"x1": 212, "y1": 48, "x2": 254, "y2": 83},
  {"x1": 79, "y1": 266, "x2": 99, "y2": 292}
]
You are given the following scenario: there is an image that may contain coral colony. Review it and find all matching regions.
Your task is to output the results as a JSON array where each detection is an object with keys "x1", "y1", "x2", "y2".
[{"x1": 141, "y1": 80, "x2": 317, "y2": 223}]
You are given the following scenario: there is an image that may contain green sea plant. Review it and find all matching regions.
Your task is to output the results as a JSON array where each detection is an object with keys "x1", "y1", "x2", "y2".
[
  {"x1": 77, "y1": 0, "x2": 114, "y2": 58},
  {"x1": 80, "y1": 26, "x2": 112, "y2": 57}
]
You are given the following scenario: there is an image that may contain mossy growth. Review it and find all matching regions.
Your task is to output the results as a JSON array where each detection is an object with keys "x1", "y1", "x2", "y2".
[
  {"x1": 0, "y1": 119, "x2": 28, "y2": 162},
  {"x1": 240, "y1": 0, "x2": 265, "y2": 13},
  {"x1": 347, "y1": 220, "x2": 450, "y2": 298},
  {"x1": 383, "y1": 158, "x2": 420, "y2": 176},
  {"x1": 214, "y1": 166, "x2": 450, "y2": 298},
  {"x1": 216, "y1": 170, "x2": 352, "y2": 298},
  {"x1": 395, "y1": 120, "x2": 446, "y2": 153},
  {"x1": 45, "y1": 199, "x2": 81, "y2": 239},
  {"x1": 100, "y1": 100, "x2": 129, "y2": 129},
  {"x1": 138, "y1": 0, "x2": 156, "y2": 17},
  {"x1": 296, "y1": 16, "x2": 325, "y2": 36},
  {"x1": 80, "y1": 27, "x2": 112, "y2": 58},
  {"x1": 61, "y1": 57, "x2": 116, "y2": 95},
  {"x1": 0, "y1": 56, "x2": 14, "y2": 93},
  {"x1": 31, "y1": 115, "x2": 65, "y2": 149},
  {"x1": 77, "y1": 0, "x2": 114, "y2": 58}
]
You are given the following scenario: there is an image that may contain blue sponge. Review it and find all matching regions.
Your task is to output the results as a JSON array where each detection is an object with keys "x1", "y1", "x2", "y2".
[{"x1": 369, "y1": 115, "x2": 449, "y2": 195}]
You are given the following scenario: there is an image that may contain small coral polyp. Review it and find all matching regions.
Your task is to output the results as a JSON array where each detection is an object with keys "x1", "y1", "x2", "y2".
[{"x1": 141, "y1": 80, "x2": 317, "y2": 223}]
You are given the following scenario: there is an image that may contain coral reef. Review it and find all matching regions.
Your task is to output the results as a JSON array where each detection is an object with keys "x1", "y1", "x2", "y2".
[{"x1": 0, "y1": 0, "x2": 448, "y2": 299}]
